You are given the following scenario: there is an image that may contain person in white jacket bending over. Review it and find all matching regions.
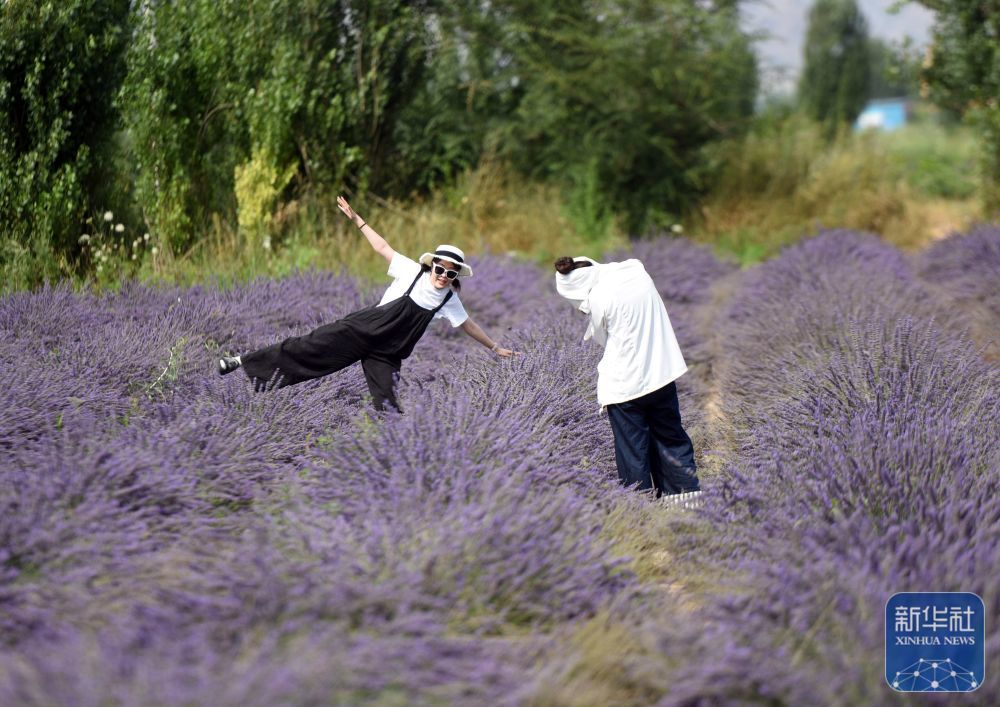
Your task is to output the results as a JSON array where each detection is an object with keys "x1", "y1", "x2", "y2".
[{"x1": 554, "y1": 256, "x2": 699, "y2": 497}]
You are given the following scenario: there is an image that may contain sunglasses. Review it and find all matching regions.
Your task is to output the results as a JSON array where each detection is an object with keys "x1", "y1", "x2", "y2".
[{"x1": 432, "y1": 263, "x2": 461, "y2": 280}]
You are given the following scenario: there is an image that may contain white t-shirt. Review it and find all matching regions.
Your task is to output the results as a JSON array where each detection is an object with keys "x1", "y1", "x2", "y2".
[
  {"x1": 378, "y1": 252, "x2": 469, "y2": 327},
  {"x1": 584, "y1": 260, "x2": 687, "y2": 406}
]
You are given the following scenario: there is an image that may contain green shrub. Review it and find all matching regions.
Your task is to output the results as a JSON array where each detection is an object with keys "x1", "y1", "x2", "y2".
[
  {"x1": 120, "y1": 0, "x2": 436, "y2": 255},
  {"x1": 916, "y1": 0, "x2": 1000, "y2": 215},
  {"x1": 798, "y1": 0, "x2": 870, "y2": 135},
  {"x1": 883, "y1": 124, "x2": 979, "y2": 199},
  {"x1": 0, "y1": 0, "x2": 131, "y2": 290},
  {"x1": 495, "y1": 0, "x2": 758, "y2": 235},
  {"x1": 696, "y1": 112, "x2": 983, "y2": 261}
]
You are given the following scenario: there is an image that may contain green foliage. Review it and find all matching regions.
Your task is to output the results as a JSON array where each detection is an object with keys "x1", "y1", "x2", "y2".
[
  {"x1": 882, "y1": 123, "x2": 979, "y2": 199},
  {"x1": 386, "y1": 27, "x2": 500, "y2": 196},
  {"x1": 485, "y1": 0, "x2": 759, "y2": 234},
  {"x1": 697, "y1": 113, "x2": 982, "y2": 261},
  {"x1": 868, "y1": 37, "x2": 922, "y2": 99},
  {"x1": 76, "y1": 210, "x2": 163, "y2": 290},
  {"x1": 798, "y1": 0, "x2": 871, "y2": 134},
  {"x1": 121, "y1": 0, "x2": 437, "y2": 253},
  {"x1": 234, "y1": 146, "x2": 297, "y2": 251},
  {"x1": 119, "y1": 0, "x2": 238, "y2": 253},
  {"x1": 116, "y1": 0, "x2": 759, "y2": 252},
  {"x1": 563, "y1": 158, "x2": 615, "y2": 244},
  {"x1": 706, "y1": 113, "x2": 828, "y2": 204},
  {"x1": 916, "y1": 0, "x2": 1000, "y2": 215},
  {"x1": 0, "y1": 0, "x2": 131, "y2": 289},
  {"x1": 3, "y1": 0, "x2": 761, "y2": 288}
]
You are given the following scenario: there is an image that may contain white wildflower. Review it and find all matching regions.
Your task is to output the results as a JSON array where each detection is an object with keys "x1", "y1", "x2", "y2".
[
  {"x1": 151, "y1": 247, "x2": 159, "y2": 256},
  {"x1": 103, "y1": 211, "x2": 113, "y2": 222},
  {"x1": 78, "y1": 234, "x2": 90, "y2": 244},
  {"x1": 671, "y1": 223, "x2": 684, "y2": 234},
  {"x1": 115, "y1": 223, "x2": 125, "y2": 233},
  {"x1": 143, "y1": 233, "x2": 150, "y2": 242}
]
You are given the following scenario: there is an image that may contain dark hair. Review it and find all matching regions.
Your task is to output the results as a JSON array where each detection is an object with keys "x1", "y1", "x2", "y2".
[
  {"x1": 424, "y1": 260, "x2": 461, "y2": 291},
  {"x1": 554, "y1": 256, "x2": 593, "y2": 275}
]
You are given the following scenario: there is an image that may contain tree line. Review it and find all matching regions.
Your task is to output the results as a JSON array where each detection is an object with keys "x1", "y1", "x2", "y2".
[
  {"x1": 0, "y1": 0, "x2": 996, "y2": 287},
  {"x1": 0, "y1": 0, "x2": 756, "y2": 285}
]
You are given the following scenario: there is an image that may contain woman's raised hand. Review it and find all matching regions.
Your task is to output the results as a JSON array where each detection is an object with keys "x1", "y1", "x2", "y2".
[{"x1": 336, "y1": 196, "x2": 360, "y2": 225}]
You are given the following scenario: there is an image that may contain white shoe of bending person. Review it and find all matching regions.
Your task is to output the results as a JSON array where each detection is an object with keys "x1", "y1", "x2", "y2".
[{"x1": 661, "y1": 490, "x2": 702, "y2": 509}]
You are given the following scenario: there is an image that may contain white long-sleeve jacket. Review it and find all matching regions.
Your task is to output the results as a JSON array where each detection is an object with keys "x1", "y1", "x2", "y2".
[{"x1": 557, "y1": 258, "x2": 687, "y2": 407}]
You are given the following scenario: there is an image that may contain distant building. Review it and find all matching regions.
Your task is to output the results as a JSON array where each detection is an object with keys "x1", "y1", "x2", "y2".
[{"x1": 855, "y1": 98, "x2": 910, "y2": 132}]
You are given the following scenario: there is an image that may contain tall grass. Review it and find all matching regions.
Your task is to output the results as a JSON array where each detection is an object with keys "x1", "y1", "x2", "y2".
[
  {"x1": 695, "y1": 115, "x2": 983, "y2": 264},
  {"x1": 4, "y1": 116, "x2": 987, "y2": 293},
  {"x1": 136, "y1": 118, "x2": 988, "y2": 287},
  {"x1": 132, "y1": 162, "x2": 628, "y2": 289}
]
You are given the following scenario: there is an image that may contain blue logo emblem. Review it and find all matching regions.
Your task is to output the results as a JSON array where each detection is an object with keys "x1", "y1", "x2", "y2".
[{"x1": 885, "y1": 592, "x2": 985, "y2": 692}]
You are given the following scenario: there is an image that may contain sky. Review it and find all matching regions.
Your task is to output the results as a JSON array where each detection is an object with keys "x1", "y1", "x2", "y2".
[{"x1": 740, "y1": 0, "x2": 937, "y2": 95}]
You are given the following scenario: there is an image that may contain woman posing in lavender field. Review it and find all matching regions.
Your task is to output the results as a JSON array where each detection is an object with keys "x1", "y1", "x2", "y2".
[
  {"x1": 554, "y1": 256, "x2": 699, "y2": 497},
  {"x1": 219, "y1": 196, "x2": 516, "y2": 410}
]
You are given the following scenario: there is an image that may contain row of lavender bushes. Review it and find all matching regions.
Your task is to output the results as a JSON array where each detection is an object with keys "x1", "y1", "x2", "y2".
[
  {"x1": 532, "y1": 229, "x2": 998, "y2": 705},
  {"x1": 1, "y1": 227, "x2": 997, "y2": 704},
  {"x1": 0, "y1": 238, "x2": 729, "y2": 705}
]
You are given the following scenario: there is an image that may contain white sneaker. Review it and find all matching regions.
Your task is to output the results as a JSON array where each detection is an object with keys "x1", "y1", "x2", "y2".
[
  {"x1": 218, "y1": 356, "x2": 242, "y2": 376},
  {"x1": 661, "y1": 490, "x2": 702, "y2": 509}
]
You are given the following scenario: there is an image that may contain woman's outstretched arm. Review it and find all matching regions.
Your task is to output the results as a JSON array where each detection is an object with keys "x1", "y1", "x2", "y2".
[
  {"x1": 460, "y1": 318, "x2": 517, "y2": 358},
  {"x1": 336, "y1": 195, "x2": 394, "y2": 263}
]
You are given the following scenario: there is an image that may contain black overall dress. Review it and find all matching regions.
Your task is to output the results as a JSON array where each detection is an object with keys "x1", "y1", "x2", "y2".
[{"x1": 241, "y1": 269, "x2": 452, "y2": 410}]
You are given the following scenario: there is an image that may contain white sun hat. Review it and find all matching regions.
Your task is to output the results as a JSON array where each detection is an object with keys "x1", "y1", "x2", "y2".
[{"x1": 418, "y1": 244, "x2": 474, "y2": 278}]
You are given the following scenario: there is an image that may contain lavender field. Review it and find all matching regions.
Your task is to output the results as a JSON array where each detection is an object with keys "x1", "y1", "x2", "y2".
[{"x1": 1, "y1": 228, "x2": 998, "y2": 706}]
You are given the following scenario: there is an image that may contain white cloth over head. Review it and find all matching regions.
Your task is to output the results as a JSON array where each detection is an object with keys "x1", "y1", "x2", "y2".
[
  {"x1": 554, "y1": 257, "x2": 601, "y2": 309},
  {"x1": 554, "y1": 256, "x2": 602, "y2": 340},
  {"x1": 555, "y1": 258, "x2": 687, "y2": 406}
]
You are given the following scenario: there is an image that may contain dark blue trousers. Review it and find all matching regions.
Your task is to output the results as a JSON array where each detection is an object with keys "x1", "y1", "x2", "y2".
[{"x1": 606, "y1": 381, "x2": 699, "y2": 496}]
